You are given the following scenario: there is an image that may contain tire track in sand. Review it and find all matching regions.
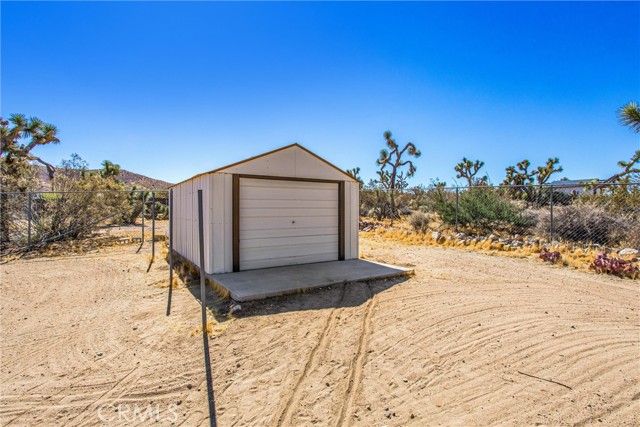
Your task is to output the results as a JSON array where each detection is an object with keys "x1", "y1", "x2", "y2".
[
  {"x1": 335, "y1": 284, "x2": 375, "y2": 427},
  {"x1": 275, "y1": 285, "x2": 347, "y2": 427}
]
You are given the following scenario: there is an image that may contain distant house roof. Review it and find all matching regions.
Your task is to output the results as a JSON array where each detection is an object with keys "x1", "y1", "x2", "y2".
[{"x1": 549, "y1": 179, "x2": 600, "y2": 186}]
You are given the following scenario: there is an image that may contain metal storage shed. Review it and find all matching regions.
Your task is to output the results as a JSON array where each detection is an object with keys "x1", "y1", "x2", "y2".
[{"x1": 170, "y1": 143, "x2": 360, "y2": 274}]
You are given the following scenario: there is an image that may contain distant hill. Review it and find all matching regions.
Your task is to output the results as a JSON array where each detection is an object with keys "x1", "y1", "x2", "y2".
[{"x1": 35, "y1": 166, "x2": 173, "y2": 191}]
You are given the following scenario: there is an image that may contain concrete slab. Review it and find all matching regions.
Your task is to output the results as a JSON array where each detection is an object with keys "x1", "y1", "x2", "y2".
[{"x1": 207, "y1": 259, "x2": 414, "y2": 302}]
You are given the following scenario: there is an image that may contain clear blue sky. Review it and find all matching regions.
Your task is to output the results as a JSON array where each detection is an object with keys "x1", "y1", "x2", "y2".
[{"x1": 2, "y1": 1, "x2": 639, "y2": 186}]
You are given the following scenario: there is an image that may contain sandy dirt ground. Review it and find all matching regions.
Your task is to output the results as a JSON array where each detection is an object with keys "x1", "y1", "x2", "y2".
[{"x1": 1, "y1": 236, "x2": 638, "y2": 426}]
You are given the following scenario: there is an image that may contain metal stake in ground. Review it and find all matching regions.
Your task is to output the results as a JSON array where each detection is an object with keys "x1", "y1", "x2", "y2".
[
  {"x1": 549, "y1": 184, "x2": 554, "y2": 243},
  {"x1": 167, "y1": 189, "x2": 173, "y2": 316},
  {"x1": 27, "y1": 192, "x2": 32, "y2": 251},
  {"x1": 197, "y1": 189, "x2": 217, "y2": 426},
  {"x1": 151, "y1": 191, "x2": 155, "y2": 260},
  {"x1": 455, "y1": 187, "x2": 459, "y2": 232},
  {"x1": 141, "y1": 193, "x2": 145, "y2": 244}
]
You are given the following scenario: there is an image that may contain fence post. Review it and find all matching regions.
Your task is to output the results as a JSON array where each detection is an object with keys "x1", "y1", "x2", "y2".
[
  {"x1": 198, "y1": 189, "x2": 207, "y2": 326},
  {"x1": 141, "y1": 193, "x2": 145, "y2": 244},
  {"x1": 455, "y1": 187, "x2": 459, "y2": 232},
  {"x1": 151, "y1": 191, "x2": 155, "y2": 259},
  {"x1": 167, "y1": 189, "x2": 173, "y2": 316},
  {"x1": 27, "y1": 192, "x2": 32, "y2": 251},
  {"x1": 549, "y1": 184, "x2": 554, "y2": 243},
  {"x1": 197, "y1": 188, "x2": 217, "y2": 425}
]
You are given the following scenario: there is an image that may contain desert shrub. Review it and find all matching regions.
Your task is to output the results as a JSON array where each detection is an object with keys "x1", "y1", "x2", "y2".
[
  {"x1": 590, "y1": 253, "x2": 639, "y2": 279},
  {"x1": 360, "y1": 189, "x2": 394, "y2": 220},
  {"x1": 540, "y1": 249, "x2": 561, "y2": 264},
  {"x1": 0, "y1": 157, "x2": 39, "y2": 245},
  {"x1": 536, "y1": 203, "x2": 633, "y2": 246},
  {"x1": 30, "y1": 163, "x2": 129, "y2": 243},
  {"x1": 432, "y1": 187, "x2": 532, "y2": 234},
  {"x1": 409, "y1": 211, "x2": 430, "y2": 233},
  {"x1": 150, "y1": 201, "x2": 169, "y2": 220},
  {"x1": 578, "y1": 183, "x2": 640, "y2": 213}
]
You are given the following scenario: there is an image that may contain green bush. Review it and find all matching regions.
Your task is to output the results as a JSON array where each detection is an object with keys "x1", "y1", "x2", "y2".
[{"x1": 432, "y1": 187, "x2": 532, "y2": 234}]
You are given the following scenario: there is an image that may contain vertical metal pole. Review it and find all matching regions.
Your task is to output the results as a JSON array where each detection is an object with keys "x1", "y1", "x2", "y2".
[
  {"x1": 198, "y1": 189, "x2": 207, "y2": 326},
  {"x1": 198, "y1": 189, "x2": 217, "y2": 426},
  {"x1": 151, "y1": 191, "x2": 156, "y2": 259},
  {"x1": 27, "y1": 192, "x2": 32, "y2": 251},
  {"x1": 141, "y1": 193, "x2": 145, "y2": 244},
  {"x1": 455, "y1": 187, "x2": 459, "y2": 232},
  {"x1": 549, "y1": 184, "x2": 554, "y2": 243},
  {"x1": 167, "y1": 189, "x2": 173, "y2": 316}
]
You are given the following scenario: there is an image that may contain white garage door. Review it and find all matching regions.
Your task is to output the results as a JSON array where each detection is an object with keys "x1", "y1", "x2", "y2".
[{"x1": 239, "y1": 178, "x2": 339, "y2": 270}]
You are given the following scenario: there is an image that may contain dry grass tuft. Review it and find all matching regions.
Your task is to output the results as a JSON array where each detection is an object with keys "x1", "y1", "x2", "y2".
[
  {"x1": 171, "y1": 276, "x2": 181, "y2": 288},
  {"x1": 362, "y1": 217, "x2": 622, "y2": 277},
  {"x1": 207, "y1": 278, "x2": 230, "y2": 300}
]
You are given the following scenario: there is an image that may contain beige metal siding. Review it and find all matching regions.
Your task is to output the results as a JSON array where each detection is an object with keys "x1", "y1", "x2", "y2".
[
  {"x1": 219, "y1": 146, "x2": 353, "y2": 181},
  {"x1": 346, "y1": 181, "x2": 359, "y2": 259},
  {"x1": 239, "y1": 178, "x2": 339, "y2": 270},
  {"x1": 170, "y1": 175, "x2": 214, "y2": 273}
]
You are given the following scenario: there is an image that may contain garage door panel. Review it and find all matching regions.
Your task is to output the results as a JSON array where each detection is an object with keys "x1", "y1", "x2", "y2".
[
  {"x1": 240, "y1": 242, "x2": 338, "y2": 262},
  {"x1": 240, "y1": 226, "x2": 339, "y2": 240},
  {"x1": 241, "y1": 187, "x2": 337, "y2": 201},
  {"x1": 240, "y1": 234, "x2": 338, "y2": 249},
  {"x1": 242, "y1": 179, "x2": 337, "y2": 190},
  {"x1": 241, "y1": 207, "x2": 337, "y2": 218},
  {"x1": 240, "y1": 216, "x2": 337, "y2": 231},
  {"x1": 239, "y1": 178, "x2": 339, "y2": 270},
  {"x1": 241, "y1": 253, "x2": 337, "y2": 271},
  {"x1": 241, "y1": 199, "x2": 338, "y2": 209}
]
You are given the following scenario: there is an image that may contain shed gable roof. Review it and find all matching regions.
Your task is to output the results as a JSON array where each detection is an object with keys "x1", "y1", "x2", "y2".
[{"x1": 172, "y1": 143, "x2": 356, "y2": 187}]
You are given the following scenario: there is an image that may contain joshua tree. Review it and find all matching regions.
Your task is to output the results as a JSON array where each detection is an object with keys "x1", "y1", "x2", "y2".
[
  {"x1": 533, "y1": 157, "x2": 563, "y2": 185},
  {"x1": 1, "y1": 114, "x2": 59, "y2": 244},
  {"x1": 345, "y1": 167, "x2": 364, "y2": 188},
  {"x1": 1, "y1": 114, "x2": 59, "y2": 179},
  {"x1": 503, "y1": 159, "x2": 535, "y2": 187},
  {"x1": 100, "y1": 160, "x2": 121, "y2": 179},
  {"x1": 619, "y1": 101, "x2": 640, "y2": 133},
  {"x1": 454, "y1": 157, "x2": 487, "y2": 187},
  {"x1": 376, "y1": 130, "x2": 421, "y2": 215},
  {"x1": 596, "y1": 102, "x2": 640, "y2": 187}
]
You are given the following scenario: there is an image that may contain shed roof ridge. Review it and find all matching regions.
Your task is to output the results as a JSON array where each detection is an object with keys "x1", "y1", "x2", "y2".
[{"x1": 170, "y1": 143, "x2": 355, "y2": 187}]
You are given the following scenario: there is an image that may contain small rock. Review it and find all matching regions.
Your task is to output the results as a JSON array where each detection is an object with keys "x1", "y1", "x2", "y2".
[
  {"x1": 229, "y1": 303, "x2": 242, "y2": 314},
  {"x1": 431, "y1": 231, "x2": 440, "y2": 241},
  {"x1": 96, "y1": 352, "x2": 103, "y2": 357},
  {"x1": 619, "y1": 248, "x2": 639, "y2": 256},
  {"x1": 410, "y1": 413, "x2": 415, "y2": 419}
]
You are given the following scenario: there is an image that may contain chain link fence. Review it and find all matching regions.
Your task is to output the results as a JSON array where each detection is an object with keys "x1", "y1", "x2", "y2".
[
  {"x1": 2, "y1": 181, "x2": 638, "y2": 257},
  {"x1": 360, "y1": 181, "x2": 640, "y2": 251},
  {"x1": 0, "y1": 189, "x2": 169, "y2": 255}
]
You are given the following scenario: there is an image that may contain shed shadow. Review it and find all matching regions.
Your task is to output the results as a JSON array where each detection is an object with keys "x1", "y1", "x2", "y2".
[{"x1": 227, "y1": 275, "x2": 411, "y2": 319}]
